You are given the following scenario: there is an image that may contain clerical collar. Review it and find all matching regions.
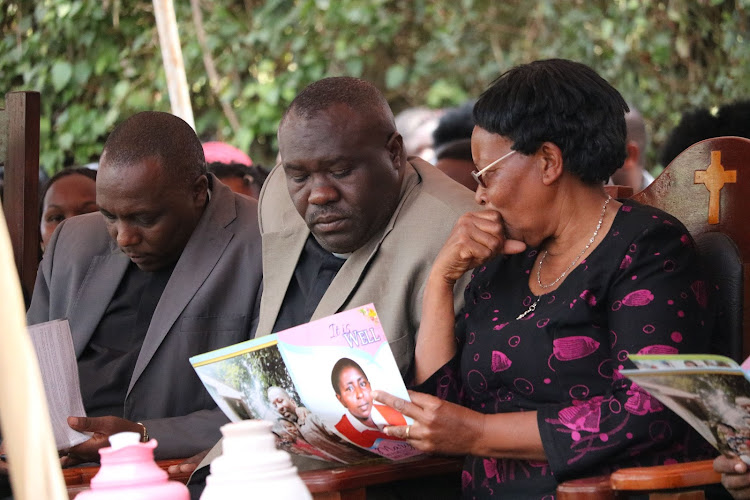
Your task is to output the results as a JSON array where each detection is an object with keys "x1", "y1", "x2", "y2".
[{"x1": 332, "y1": 251, "x2": 351, "y2": 259}]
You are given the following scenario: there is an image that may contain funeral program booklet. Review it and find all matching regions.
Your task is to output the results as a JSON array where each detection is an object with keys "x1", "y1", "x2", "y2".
[
  {"x1": 622, "y1": 353, "x2": 750, "y2": 463},
  {"x1": 190, "y1": 304, "x2": 421, "y2": 464},
  {"x1": 27, "y1": 319, "x2": 89, "y2": 450}
]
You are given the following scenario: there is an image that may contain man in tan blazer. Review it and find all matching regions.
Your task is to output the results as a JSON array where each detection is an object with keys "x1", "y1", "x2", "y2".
[
  {"x1": 183, "y1": 77, "x2": 475, "y2": 497},
  {"x1": 257, "y1": 76, "x2": 477, "y2": 377}
]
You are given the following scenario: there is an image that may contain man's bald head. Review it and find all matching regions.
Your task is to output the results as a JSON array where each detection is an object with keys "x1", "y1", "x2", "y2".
[
  {"x1": 100, "y1": 111, "x2": 206, "y2": 185},
  {"x1": 279, "y1": 77, "x2": 396, "y2": 136},
  {"x1": 625, "y1": 107, "x2": 647, "y2": 170}
]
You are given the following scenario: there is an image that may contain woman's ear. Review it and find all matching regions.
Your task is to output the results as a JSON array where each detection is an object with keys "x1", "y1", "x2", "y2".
[{"x1": 538, "y1": 142, "x2": 564, "y2": 186}]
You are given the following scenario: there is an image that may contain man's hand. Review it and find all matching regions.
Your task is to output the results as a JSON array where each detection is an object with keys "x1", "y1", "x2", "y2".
[
  {"x1": 61, "y1": 416, "x2": 143, "y2": 466},
  {"x1": 433, "y1": 210, "x2": 526, "y2": 285},
  {"x1": 167, "y1": 448, "x2": 210, "y2": 476},
  {"x1": 373, "y1": 390, "x2": 484, "y2": 456},
  {"x1": 715, "y1": 455, "x2": 750, "y2": 499}
]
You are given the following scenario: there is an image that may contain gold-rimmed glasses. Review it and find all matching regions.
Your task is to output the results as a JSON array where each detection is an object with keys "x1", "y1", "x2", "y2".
[{"x1": 471, "y1": 150, "x2": 516, "y2": 188}]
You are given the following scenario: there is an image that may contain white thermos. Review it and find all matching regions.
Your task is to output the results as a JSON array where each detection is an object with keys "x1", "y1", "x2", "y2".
[{"x1": 201, "y1": 420, "x2": 312, "y2": 500}]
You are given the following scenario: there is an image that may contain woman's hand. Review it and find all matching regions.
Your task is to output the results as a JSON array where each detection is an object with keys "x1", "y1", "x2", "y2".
[
  {"x1": 433, "y1": 210, "x2": 525, "y2": 285},
  {"x1": 373, "y1": 390, "x2": 484, "y2": 456},
  {"x1": 715, "y1": 455, "x2": 750, "y2": 499}
]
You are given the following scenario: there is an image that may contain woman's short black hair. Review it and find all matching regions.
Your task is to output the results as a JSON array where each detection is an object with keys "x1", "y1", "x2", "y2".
[{"x1": 473, "y1": 59, "x2": 629, "y2": 184}]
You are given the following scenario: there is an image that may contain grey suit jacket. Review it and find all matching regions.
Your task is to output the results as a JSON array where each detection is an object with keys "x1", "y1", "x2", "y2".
[
  {"x1": 257, "y1": 157, "x2": 477, "y2": 377},
  {"x1": 27, "y1": 176, "x2": 263, "y2": 458}
]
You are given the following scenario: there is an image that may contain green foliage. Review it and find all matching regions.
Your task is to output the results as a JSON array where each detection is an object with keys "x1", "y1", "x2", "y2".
[{"x1": 1, "y1": 0, "x2": 749, "y2": 172}]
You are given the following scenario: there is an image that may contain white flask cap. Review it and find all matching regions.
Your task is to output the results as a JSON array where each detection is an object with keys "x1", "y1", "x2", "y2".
[{"x1": 109, "y1": 431, "x2": 141, "y2": 450}]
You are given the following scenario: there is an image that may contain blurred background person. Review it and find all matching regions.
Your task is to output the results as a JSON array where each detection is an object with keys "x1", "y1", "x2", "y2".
[
  {"x1": 202, "y1": 140, "x2": 267, "y2": 198},
  {"x1": 39, "y1": 167, "x2": 98, "y2": 252},
  {"x1": 432, "y1": 100, "x2": 477, "y2": 190},
  {"x1": 207, "y1": 162, "x2": 268, "y2": 199},
  {"x1": 202, "y1": 140, "x2": 253, "y2": 166},
  {"x1": 660, "y1": 99, "x2": 750, "y2": 167},
  {"x1": 394, "y1": 106, "x2": 443, "y2": 164},
  {"x1": 610, "y1": 104, "x2": 653, "y2": 193}
]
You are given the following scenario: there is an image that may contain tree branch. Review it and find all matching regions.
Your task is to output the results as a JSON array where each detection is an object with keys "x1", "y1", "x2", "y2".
[{"x1": 190, "y1": 0, "x2": 241, "y2": 136}]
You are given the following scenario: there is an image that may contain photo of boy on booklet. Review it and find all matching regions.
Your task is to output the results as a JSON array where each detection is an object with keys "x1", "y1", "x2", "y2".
[{"x1": 331, "y1": 358, "x2": 407, "y2": 449}]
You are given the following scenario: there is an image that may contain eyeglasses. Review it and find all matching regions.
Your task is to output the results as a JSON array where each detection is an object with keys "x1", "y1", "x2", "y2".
[{"x1": 471, "y1": 150, "x2": 516, "y2": 188}]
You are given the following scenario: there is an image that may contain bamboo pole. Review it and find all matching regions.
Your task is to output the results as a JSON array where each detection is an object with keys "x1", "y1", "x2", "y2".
[
  {"x1": 153, "y1": 0, "x2": 196, "y2": 130},
  {"x1": 0, "y1": 209, "x2": 66, "y2": 499}
]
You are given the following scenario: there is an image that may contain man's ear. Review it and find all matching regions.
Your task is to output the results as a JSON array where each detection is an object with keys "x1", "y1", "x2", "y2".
[
  {"x1": 335, "y1": 393, "x2": 344, "y2": 407},
  {"x1": 623, "y1": 140, "x2": 640, "y2": 170},
  {"x1": 192, "y1": 174, "x2": 209, "y2": 205},
  {"x1": 538, "y1": 142, "x2": 564, "y2": 186},
  {"x1": 386, "y1": 132, "x2": 405, "y2": 171}
]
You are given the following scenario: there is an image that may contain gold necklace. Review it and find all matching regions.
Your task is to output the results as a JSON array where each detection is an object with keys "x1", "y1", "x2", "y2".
[{"x1": 516, "y1": 196, "x2": 611, "y2": 321}]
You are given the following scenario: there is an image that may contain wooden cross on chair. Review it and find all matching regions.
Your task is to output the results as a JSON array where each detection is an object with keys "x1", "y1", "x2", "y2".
[{"x1": 694, "y1": 150, "x2": 737, "y2": 224}]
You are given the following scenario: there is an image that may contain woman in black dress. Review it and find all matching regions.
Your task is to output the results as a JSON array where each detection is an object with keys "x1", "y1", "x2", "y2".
[{"x1": 376, "y1": 59, "x2": 715, "y2": 499}]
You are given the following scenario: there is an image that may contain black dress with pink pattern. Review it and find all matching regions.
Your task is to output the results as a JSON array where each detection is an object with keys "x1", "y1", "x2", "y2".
[{"x1": 423, "y1": 200, "x2": 717, "y2": 499}]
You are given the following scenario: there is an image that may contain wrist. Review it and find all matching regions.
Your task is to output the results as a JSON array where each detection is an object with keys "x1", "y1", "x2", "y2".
[
  {"x1": 135, "y1": 422, "x2": 149, "y2": 442},
  {"x1": 427, "y1": 270, "x2": 457, "y2": 291},
  {"x1": 468, "y1": 412, "x2": 487, "y2": 457}
]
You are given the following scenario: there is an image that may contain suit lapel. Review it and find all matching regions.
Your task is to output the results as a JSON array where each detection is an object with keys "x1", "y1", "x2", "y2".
[
  {"x1": 312, "y1": 162, "x2": 421, "y2": 319},
  {"x1": 255, "y1": 226, "x2": 308, "y2": 335},
  {"x1": 128, "y1": 178, "x2": 235, "y2": 394},
  {"x1": 311, "y1": 228, "x2": 384, "y2": 319},
  {"x1": 68, "y1": 250, "x2": 130, "y2": 357}
]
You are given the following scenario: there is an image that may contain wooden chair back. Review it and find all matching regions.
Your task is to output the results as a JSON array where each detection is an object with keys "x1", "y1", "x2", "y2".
[
  {"x1": 632, "y1": 136, "x2": 750, "y2": 359},
  {"x1": 0, "y1": 91, "x2": 41, "y2": 299}
]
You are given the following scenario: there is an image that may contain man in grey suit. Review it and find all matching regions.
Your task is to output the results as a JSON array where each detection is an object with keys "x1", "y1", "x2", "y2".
[{"x1": 26, "y1": 111, "x2": 263, "y2": 461}]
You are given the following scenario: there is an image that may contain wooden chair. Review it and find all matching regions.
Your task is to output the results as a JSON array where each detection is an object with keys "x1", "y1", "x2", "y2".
[
  {"x1": 558, "y1": 136, "x2": 750, "y2": 499},
  {"x1": 0, "y1": 91, "x2": 41, "y2": 298}
]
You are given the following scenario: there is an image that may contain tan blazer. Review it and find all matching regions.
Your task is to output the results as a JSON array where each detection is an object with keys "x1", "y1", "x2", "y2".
[{"x1": 256, "y1": 157, "x2": 477, "y2": 376}]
